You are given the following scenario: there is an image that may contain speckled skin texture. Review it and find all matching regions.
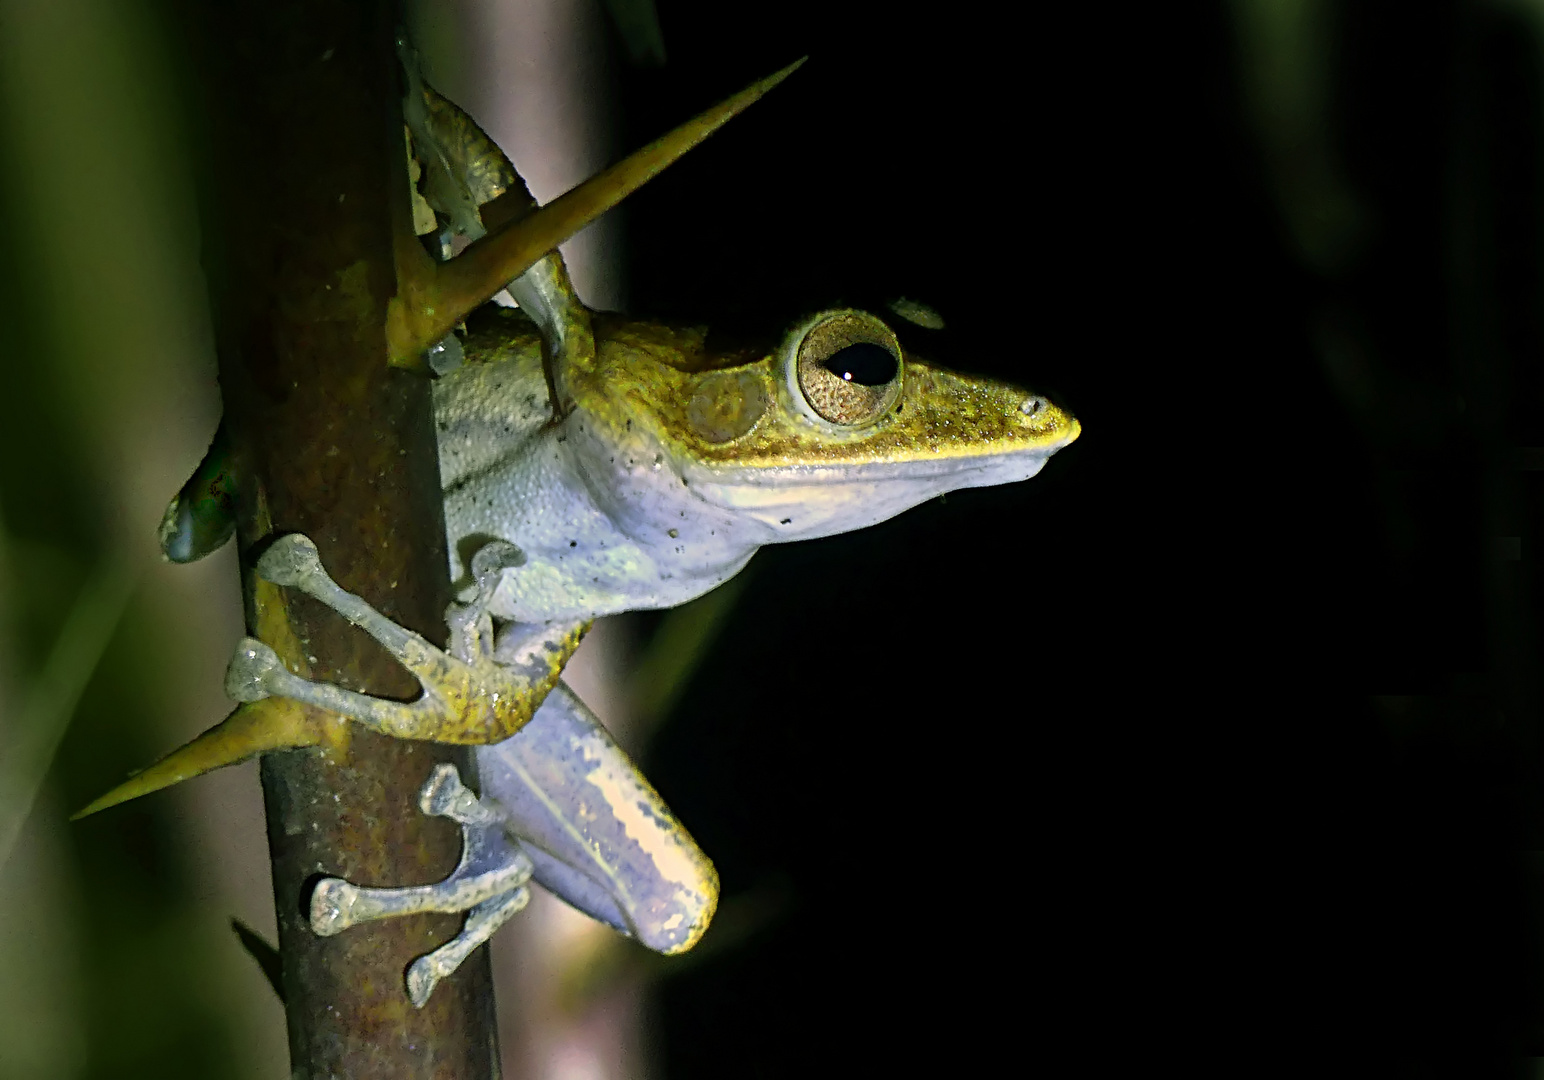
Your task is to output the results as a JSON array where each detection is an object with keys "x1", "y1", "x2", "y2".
[
  {"x1": 436, "y1": 312, "x2": 758, "y2": 623},
  {"x1": 433, "y1": 305, "x2": 1080, "y2": 626}
]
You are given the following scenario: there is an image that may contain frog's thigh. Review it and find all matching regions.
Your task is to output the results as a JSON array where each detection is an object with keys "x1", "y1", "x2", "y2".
[{"x1": 476, "y1": 681, "x2": 718, "y2": 954}]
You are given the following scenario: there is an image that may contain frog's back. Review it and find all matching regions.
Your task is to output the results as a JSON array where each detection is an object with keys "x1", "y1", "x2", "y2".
[{"x1": 433, "y1": 307, "x2": 551, "y2": 496}]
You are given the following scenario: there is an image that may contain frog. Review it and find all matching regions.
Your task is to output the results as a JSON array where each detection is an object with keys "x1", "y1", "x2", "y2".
[{"x1": 77, "y1": 50, "x2": 1080, "y2": 1007}]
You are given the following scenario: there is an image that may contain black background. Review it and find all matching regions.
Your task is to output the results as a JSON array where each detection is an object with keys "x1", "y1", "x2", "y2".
[{"x1": 603, "y1": 1, "x2": 1544, "y2": 1071}]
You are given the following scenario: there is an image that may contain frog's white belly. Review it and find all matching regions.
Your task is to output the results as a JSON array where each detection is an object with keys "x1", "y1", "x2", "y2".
[{"x1": 433, "y1": 352, "x2": 761, "y2": 624}]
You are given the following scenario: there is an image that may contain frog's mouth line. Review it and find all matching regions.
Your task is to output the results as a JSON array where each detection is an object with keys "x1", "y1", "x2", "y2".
[
  {"x1": 672, "y1": 436, "x2": 1074, "y2": 540},
  {"x1": 675, "y1": 421, "x2": 1080, "y2": 491}
]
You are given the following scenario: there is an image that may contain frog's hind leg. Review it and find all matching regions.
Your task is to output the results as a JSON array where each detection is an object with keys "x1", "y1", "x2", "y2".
[
  {"x1": 307, "y1": 762, "x2": 536, "y2": 1007},
  {"x1": 475, "y1": 681, "x2": 718, "y2": 956},
  {"x1": 298, "y1": 679, "x2": 719, "y2": 1006}
]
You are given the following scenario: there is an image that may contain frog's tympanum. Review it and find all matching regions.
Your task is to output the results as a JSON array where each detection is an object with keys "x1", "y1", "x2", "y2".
[{"x1": 80, "y1": 48, "x2": 1079, "y2": 1006}]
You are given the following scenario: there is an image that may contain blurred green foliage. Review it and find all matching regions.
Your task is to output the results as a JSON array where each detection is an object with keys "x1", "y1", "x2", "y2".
[{"x1": 0, "y1": 0, "x2": 272, "y2": 1076}]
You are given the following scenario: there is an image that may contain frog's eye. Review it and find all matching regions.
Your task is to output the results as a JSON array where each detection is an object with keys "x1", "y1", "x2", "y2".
[{"x1": 790, "y1": 311, "x2": 904, "y2": 427}]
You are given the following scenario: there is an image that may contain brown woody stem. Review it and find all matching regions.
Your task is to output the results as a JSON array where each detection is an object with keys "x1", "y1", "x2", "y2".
[{"x1": 180, "y1": 2, "x2": 499, "y2": 1074}]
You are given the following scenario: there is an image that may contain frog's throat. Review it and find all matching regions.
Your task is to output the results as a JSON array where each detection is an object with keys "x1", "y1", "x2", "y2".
[
  {"x1": 70, "y1": 697, "x2": 346, "y2": 821},
  {"x1": 388, "y1": 57, "x2": 806, "y2": 369}
]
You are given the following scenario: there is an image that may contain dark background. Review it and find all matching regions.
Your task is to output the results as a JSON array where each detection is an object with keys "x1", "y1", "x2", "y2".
[
  {"x1": 616, "y1": 0, "x2": 1544, "y2": 1072},
  {"x1": 4, "y1": 0, "x2": 1544, "y2": 1075}
]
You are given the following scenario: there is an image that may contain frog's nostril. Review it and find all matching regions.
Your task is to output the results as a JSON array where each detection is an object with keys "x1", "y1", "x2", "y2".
[{"x1": 1020, "y1": 396, "x2": 1045, "y2": 416}]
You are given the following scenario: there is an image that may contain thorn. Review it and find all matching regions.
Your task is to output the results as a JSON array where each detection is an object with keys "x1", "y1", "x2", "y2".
[
  {"x1": 387, "y1": 58, "x2": 808, "y2": 368},
  {"x1": 230, "y1": 918, "x2": 285, "y2": 1003},
  {"x1": 70, "y1": 697, "x2": 345, "y2": 820}
]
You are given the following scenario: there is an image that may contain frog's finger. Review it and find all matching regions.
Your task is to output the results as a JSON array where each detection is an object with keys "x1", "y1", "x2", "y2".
[
  {"x1": 158, "y1": 421, "x2": 236, "y2": 563},
  {"x1": 388, "y1": 57, "x2": 806, "y2": 368},
  {"x1": 70, "y1": 696, "x2": 343, "y2": 820},
  {"x1": 477, "y1": 681, "x2": 718, "y2": 955}
]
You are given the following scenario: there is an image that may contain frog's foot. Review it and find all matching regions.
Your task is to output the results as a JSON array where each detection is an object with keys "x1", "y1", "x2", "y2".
[
  {"x1": 407, "y1": 889, "x2": 530, "y2": 1007},
  {"x1": 309, "y1": 763, "x2": 533, "y2": 1006},
  {"x1": 227, "y1": 533, "x2": 586, "y2": 745}
]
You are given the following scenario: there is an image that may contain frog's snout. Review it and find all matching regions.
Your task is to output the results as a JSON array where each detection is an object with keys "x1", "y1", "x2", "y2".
[{"x1": 1012, "y1": 393, "x2": 1079, "y2": 449}]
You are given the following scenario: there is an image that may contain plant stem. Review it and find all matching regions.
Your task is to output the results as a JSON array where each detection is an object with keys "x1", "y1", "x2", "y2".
[{"x1": 180, "y1": 2, "x2": 499, "y2": 1074}]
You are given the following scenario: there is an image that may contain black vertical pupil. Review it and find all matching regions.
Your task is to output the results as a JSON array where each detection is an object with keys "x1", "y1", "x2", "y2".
[{"x1": 821, "y1": 342, "x2": 898, "y2": 386}]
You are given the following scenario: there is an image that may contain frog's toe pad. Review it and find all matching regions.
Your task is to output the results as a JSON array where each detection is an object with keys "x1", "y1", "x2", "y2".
[
  {"x1": 309, "y1": 878, "x2": 360, "y2": 938},
  {"x1": 255, "y1": 533, "x2": 326, "y2": 588},
  {"x1": 418, "y1": 761, "x2": 491, "y2": 823},
  {"x1": 225, "y1": 638, "x2": 285, "y2": 702}
]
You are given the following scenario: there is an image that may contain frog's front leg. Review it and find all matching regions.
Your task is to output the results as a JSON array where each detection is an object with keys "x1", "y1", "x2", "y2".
[{"x1": 227, "y1": 533, "x2": 586, "y2": 744}]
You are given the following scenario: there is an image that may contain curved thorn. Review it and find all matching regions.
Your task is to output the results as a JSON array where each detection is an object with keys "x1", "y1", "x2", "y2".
[
  {"x1": 70, "y1": 697, "x2": 342, "y2": 820},
  {"x1": 387, "y1": 57, "x2": 807, "y2": 366}
]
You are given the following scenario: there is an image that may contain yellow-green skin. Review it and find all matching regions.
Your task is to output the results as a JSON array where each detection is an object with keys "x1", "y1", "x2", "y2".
[
  {"x1": 406, "y1": 62, "x2": 1079, "y2": 624},
  {"x1": 434, "y1": 304, "x2": 1079, "y2": 625}
]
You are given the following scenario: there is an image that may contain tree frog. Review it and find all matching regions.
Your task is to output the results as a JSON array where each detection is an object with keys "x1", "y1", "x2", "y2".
[{"x1": 80, "y1": 56, "x2": 1080, "y2": 1006}]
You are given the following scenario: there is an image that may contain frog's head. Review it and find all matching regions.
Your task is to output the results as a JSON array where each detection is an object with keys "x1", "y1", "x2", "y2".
[{"x1": 565, "y1": 308, "x2": 1079, "y2": 546}]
